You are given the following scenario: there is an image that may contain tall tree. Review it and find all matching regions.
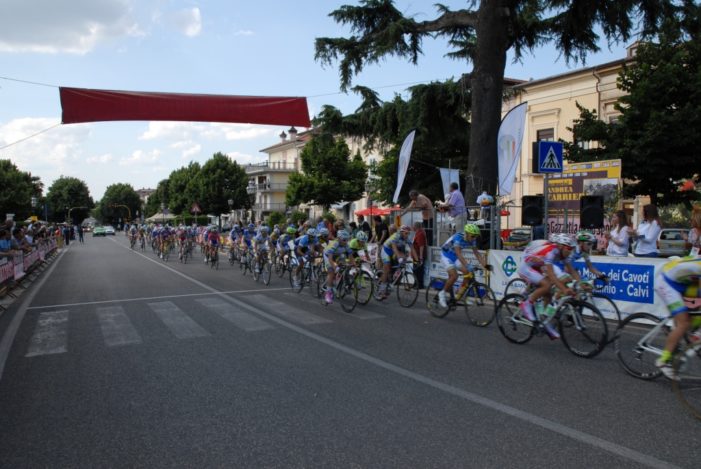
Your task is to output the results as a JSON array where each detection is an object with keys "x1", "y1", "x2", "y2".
[
  {"x1": 168, "y1": 162, "x2": 201, "y2": 215},
  {"x1": 144, "y1": 179, "x2": 169, "y2": 218},
  {"x1": 97, "y1": 183, "x2": 141, "y2": 225},
  {"x1": 45, "y1": 175, "x2": 93, "y2": 223},
  {"x1": 195, "y1": 152, "x2": 249, "y2": 219},
  {"x1": 315, "y1": 0, "x2": 680, "y2": 201},
  {"x1": 286, "y1": 132, "x2": 368, "y2": 209},
  {"x1": 0, "y1": 159, "x2": 43, "y2": 222},
  {"x1": 564, "y1": 6, "x2": 701, "y2": 207}
]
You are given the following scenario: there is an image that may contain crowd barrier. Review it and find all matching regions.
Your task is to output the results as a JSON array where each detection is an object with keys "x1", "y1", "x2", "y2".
[{"x1": 0, "y1": 239, "x2": 58, "y2": 297}]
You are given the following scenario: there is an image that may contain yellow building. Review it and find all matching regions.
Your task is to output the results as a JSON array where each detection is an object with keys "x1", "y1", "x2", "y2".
[{"x1": 501, "y1": 43, "x2": 639, "y2": 229}]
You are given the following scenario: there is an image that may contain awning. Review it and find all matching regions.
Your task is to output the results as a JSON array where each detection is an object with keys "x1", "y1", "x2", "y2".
[
  {"x1": 60, "y1": 87, "x2": 311, "y2": 127},
  {"x1": 354, "y1": 205, "x2": 401, "y2": 217},
  {"x1": 330, "y1": 201, "x2": 350, "y2": 210}
]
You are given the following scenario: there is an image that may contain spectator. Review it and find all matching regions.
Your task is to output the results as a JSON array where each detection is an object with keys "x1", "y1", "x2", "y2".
[
  {"x1": 476, "y1": 190, "x2": 494, "y2": 220},
  {"x1": 371, "y1": 215, "x2": 389, "y2": 245},
  {"x1": 0, "y1": 229, "x2": 17, "y2": 259},
  {"x1": 631, "y1": 204, "x2": 662, "y2": 257},
  {"x1": 348, "y1": 221, "x2": 359, "y2": 238},
  {"x1": 605, "y1": 210, "x2": 632, "y2": 257},
  {"x1": 687, "y1": 207, "x2": 701, "y2": 256},
  {"x1": 77, "y1": 224, "x2": 84, "y2": 243},
  {"x1": 403, "y1": 190, "x2": 434, "y2": 245},
  {"x1": 412, "y1": 221, "x2": 427, "y2": 289},
  {"x1": 439, "y1": 182, "x2": 466, "y2": 218},
  {"x1": 357, "y1": 215, "x2": 372, "y2": 239},
  {"x1": 62, "y1": 224, "x2": 71, "y2": 246},
  {"x1": 12, "y1": 228, "x2": 32, "y2": 253}
]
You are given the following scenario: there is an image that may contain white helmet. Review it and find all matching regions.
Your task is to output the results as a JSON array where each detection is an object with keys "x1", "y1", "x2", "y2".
[{"x1": 550, "y1": 233, "x2": 576, "y2": 248}]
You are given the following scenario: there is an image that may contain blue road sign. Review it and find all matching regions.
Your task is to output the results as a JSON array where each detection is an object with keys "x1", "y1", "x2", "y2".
[{"x1": 538, "y1": 141, "x2": 563, "y2": 173}]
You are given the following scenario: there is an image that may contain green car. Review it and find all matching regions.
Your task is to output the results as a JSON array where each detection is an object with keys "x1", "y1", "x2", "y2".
[{"x1": 93, "y1": 226, "x2": 106, "y2": 237}]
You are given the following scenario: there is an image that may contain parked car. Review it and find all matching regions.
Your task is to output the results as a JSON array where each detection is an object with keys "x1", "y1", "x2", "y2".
[
  {"x1": 93, "y1": 226, "x2": 106, "y2": 237},
  {"x1": 657, "y1": 228, "x2": 689, "y2": 257},
  {"x1": 104, "y1": 226, "x2": 116, "y2": 236}
]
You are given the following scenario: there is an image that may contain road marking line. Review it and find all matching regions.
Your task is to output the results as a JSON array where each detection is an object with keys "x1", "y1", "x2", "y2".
[
  {"x1": 26, "y1": 287, "x2": 290, "y2": 311},
  {"x1": 96, "y1": 306, "x2": 143, "y2": 347},
  {"x1": 195, "y1": 298, "x2": 272, "y2": 331},
  {"x1": 25, "y1": 310, "x2": 69, "y2": 357},
  {"x1": 148, "y1": 301, "x2": 210, "y2": 339},
  {"x1": 109, "y1": 236, "x2": 680, "y2": 469},
  {"x1": 249, "y1": 294, "x2": 331, "y2": 325}
]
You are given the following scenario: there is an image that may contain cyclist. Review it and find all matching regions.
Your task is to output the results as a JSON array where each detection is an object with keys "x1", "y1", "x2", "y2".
[
  {"x1": 323, "y1": 229, "x2": 353, "y2": 304},
  {"x1": 277, "y1": 225, "x2": 297, "y2": 265},
  {"x1": 292, "y1": 228, "x2": 318, "y2": 287},
  {"x1": 317, "y1": 227, "x2": 330, "y2": 250},
  {"x1": 207, "y1": 227, "x2": 221, "y2": 262},
  {"x1": 563, "y1": 230, "x2": 608, "y2": 280},
  {"x1": 253, "y1": 225, "x2": 271, "y2": 272},
  {"x1": 438, "y1": 223, "x2": 489, "y2": 308},
  {"x1": 654, "y1": 255, "x2": 701, "y2": 380},
  {"x1": 377, "y1": 225, "x2": 413, "y2": 299},
  {"x1": 349, "y1": 231, "x2": 371, "y2": 263},
  {"x1": 517, "y1": 233, "x2": 579, "y2": 339}
]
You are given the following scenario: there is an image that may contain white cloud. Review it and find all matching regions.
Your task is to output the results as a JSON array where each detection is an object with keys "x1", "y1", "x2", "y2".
[
  {"x1": 227, "y1": 151, "x2": 266, "y2": 166},
  {"x1": 118, "y1": 148, "x2": 162, "y2": 167},
  {"x1": 171, "y1": 140, "x2": 201, "y2": 159},
  {"x1": 86, "y1": 153, "x2": 114, "y2": 164},
  {"x1": 169, "y1": 7, "x2": 202, "y2": 37},
  {"x1": 140, "y1": 122, "x2": 275, "y2": 142},
  {"x1": 0, "y1": 0, "x2": 142, "y2": 54}
]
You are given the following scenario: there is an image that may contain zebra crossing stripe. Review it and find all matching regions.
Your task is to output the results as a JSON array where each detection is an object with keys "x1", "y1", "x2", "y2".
[
  {"x1": 195, "y1": 298, "x2": 273, "y2": 331},
  {"x1": 96, "y1": 306, "x2": 143, "y2": 347},
  {"x1": 25, "y1": 310, "x2": 69, "y2": 357},
  {"x1": 147, "y1": 301, "x2": 210, "y2": 339},
  {"x1": 249, "y1": 294, "x2": 332, "y2": 325}
]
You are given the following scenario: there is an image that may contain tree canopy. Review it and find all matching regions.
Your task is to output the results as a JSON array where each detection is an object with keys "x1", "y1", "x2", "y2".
[
  {"x1": 285, "y1": 132, "x2": 367, "y2": 209},
  {"x1": 0, "y1": 159, "x2": 43, "y2": 222},
  {"x1": 316, "y1": 0, "x2": 684, "y2": 201},
  {"x1": 97, "y1": 183, "x2": 141, "y2": 225},
  {"x1": 565, "y1": 7, "x2": 701, "y2": 207},
  {"x1": 45, "y1": 175, "x2": 93, "y2": 224},
  {"x1": 194, "y1": 152, "x2": 250, "y2": 217}
]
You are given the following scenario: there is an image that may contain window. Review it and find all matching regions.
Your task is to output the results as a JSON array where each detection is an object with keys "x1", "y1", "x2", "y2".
[{"x1": 537, "y1": 128, "x2": 554, "y2": 141}]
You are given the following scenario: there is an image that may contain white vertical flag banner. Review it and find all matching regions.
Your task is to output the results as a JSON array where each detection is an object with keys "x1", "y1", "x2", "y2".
[
  {"x1": 392, "y1": 130, "x2": 416, "y2": 204},
  {"x1": 439, "y1": 168, "x2": 460, "y2": 196},
  {"x1": 497, "y1": 102, "x2": 528, "y2": 195}
]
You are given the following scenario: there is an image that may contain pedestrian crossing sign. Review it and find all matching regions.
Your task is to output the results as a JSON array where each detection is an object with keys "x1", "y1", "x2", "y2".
[{"x1": 537, "y1": 141, "x2": 563, "y2": 173}]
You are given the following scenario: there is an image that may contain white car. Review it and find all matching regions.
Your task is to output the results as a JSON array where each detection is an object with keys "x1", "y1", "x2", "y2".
[{"x1": 104, "y1": 226, "x2": 116, "y2": 236}]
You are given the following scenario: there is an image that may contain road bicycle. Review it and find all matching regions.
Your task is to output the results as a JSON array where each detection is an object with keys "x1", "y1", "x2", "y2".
[
  {"x1": 372, "y1": 259, "x2": 419, "y2": 308},
  {"x1": 139, "y1": 235, "x2": 146, "y2": 251},
  {"x1": 239, "y1": 247, "x2": 254, "y2": 276},
  {"x1": 425, "y1": 265, "x2": 496, "y2": 327},
  {"x1": 129, "y1": 235, "x2": 136, "y2": 250},
  {"x1": 290, "y1": 255, "x2": 322, "y2": 296},
  {"x1": 209, "y1": 246, "x2": 219, "y2": 270},
  {"x1": 614, "y1": 304, "x2": 701, "y2": 421},
  {"x1": 496, "y1": 281, "x2": 608, "y2": 358},
  {"x1": 252, "y1": 250, "x2": 271, "y2": 285},
  {"x1": 505, "y1": 275, "x2": 621, "y2": 343},
  {"x1": 319, "y1": 262, "x2": 361, "y2": 313}
]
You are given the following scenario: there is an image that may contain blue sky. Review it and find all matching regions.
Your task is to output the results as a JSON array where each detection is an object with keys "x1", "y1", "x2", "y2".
[{"x1": 0, "y1": 0, "x2": 632, "y2": 201}]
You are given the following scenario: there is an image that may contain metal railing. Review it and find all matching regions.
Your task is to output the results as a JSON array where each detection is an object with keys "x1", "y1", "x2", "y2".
[{"x1": 245, "y1": 161, "x2": 299, "y2": 173}]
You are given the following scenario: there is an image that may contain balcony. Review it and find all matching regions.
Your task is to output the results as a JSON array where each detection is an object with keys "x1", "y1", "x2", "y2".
[
  {"x1": 250, "y1": 202, "x2": 289, "y2": 212},
  {"x1": 245, "y1": 161, "x2": 299, "y2": 174}
]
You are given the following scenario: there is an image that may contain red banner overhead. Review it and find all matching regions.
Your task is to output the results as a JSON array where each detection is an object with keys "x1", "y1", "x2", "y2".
[{"x1": 59, "y1": 87, "x2": 311, "y2": 127}]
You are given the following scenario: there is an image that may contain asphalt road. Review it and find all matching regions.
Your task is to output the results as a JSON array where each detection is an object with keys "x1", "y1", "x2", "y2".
[{"x1": 0, "y1": 233, "x2": 698, "y2": 468}]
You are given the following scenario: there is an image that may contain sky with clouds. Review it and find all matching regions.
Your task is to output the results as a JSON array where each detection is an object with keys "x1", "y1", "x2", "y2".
[{"x1": 0, "y1": 0, "x2": 631, "y2": 201}]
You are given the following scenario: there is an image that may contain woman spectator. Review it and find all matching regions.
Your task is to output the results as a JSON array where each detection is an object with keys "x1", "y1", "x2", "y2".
[
  {"x1": 605, "y1": 210, "x2": 631, "y2": 257},
  {"x1": 687, "y1": 207, "x2": 701, "y2": 256},
  {"x1": 630, "y1": 204, "x2": 662, "y2": 257}
]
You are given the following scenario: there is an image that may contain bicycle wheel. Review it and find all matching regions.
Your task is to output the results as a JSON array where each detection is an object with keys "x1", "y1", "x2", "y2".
[
  {"x1": 261, "y1": 261, "x2": 272, "y2": 285},
  {"x1": 354, "y1": 270, "x2": 374, "y2": 305},
  {"x1": 211, "y1": 251, "x2": 219, "y2": 270},
  {"x1": 504, "y1": 277, "x2": 528, "y2": 296},
  {"x1": 396, "y1": 270, "x2": 418, "y2": 307},
  {"x1": 425, "y1": 278, "x2": 451, "y2": 318},
  {"x1": 289, "y1": 266, "x2": 304, "y2": 293},
  {"x1": 337, "y1": 274, "x2": 358, "y2": 313},
  {"x1": 614, "y1": 313, "x2": 668, "y2": 379},
  {"x1": 463, "y1": 282, "x2": 496, "y2": 327},
  {"x1": 496, "y1": 294, "x2": 535, "y2": 344},
  {"x1": 590, "y1": 293, "x2": 622, "y2": 343},
  {"x1": 672, "y1": 342, "x2": 701, "y2": 421},
  {"x1": 558, "y1": 300, "x2": 608, "y2": 358}
]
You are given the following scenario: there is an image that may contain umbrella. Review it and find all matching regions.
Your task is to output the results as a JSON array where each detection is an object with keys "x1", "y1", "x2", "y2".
[{"x1": 354, "y1": 205, "x2": 402, "y2": 217}]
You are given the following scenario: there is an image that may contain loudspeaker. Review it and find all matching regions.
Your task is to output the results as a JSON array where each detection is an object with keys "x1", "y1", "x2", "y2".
[
  {"x1": 522, "y1": 195, "x2": 544, "y2": 226},
  {"x1": 580, "y1": 195, "x2": 604, "y2": 229}
]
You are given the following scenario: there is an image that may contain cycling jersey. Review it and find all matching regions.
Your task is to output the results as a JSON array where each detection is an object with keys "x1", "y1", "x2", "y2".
[
  {"x1": 657, "y1": 256, "x2": 701, "y2": 316},
  {"x1": 382, "y1": 233, "x2": 410, "y2": 257},
  {"x1": 323, "y1": 239, "x2": 351, "y2": 259},
  {"x1": 349, "y1": 238, "x2": 366, "y2": 253},
  {"x1": 441, "y1": 233, "x2": 477, "y2": 262},
  {"x1": 522, "y1": 240, "x2": 569, "y2": 268}
]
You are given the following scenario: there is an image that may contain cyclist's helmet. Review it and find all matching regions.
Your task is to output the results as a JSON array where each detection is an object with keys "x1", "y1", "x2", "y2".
[
  {"x1": 575, "y1": 230, "x2": 597, "y2": 243},
  {"x1": 318, "y1": 228, "x2": 329, "y2": 238},
  {"x1": 273, "y1": 227, "x2": 280, "y2": 236},
  {"x1": 286, "y1": 225, "x2": 297, "y2": 235},
  {"x1": 260, "y1": 225, "x2": 269, "y2": 234},
  {"x1": 355, "y1": 231, "x2": 368, "y2": 242},
  {"x1": 464, "y1": 224, "x2": 481, "y2": 236},
  {"x1": 399, "y1": 225, "x2": 412, "y2": 233},
  {"x1": 248, "y1": 223, "x2": 255, "y2": 230},
  {"x1": 550, "y1": 233, "x2": 576, "y2": 248},
  {"x1": 211, "y1": 227, "x2": 218, "y2": 232},
  {"x1": 233, "y1": 224, "x2": 240, "y2": 231},
  {"x1": 337, "y1": 230, "x2": 351, "y2": 241},
  {"x1": 306, "y1": 228, "x2": 318, "y2": 237}
]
